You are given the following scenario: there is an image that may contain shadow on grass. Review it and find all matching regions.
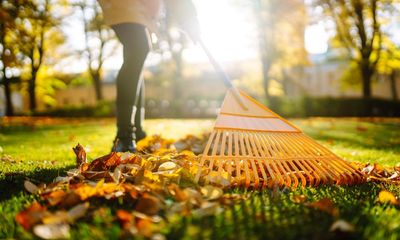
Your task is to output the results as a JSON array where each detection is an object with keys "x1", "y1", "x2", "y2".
[
  {"x1": 0, "y1": 166, "x2": 73, "y2": 201},
  {"x1": 170, "y1": 185, "x2": 388, "y2": 240}
]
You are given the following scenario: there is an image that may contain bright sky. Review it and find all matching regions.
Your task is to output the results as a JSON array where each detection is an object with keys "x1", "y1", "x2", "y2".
[{"x1": 61, "y1": 0, "x2": 329, "y2": 72}]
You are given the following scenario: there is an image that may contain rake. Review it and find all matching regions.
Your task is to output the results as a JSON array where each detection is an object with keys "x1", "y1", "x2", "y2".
[{"x1": 194, "y1": 40, "x2": 365, "y2": 188}]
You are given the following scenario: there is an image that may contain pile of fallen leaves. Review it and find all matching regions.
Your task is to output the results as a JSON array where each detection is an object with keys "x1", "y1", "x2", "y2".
[
  {"x1": 16, "y1": 135, "x2": 246, "y2": 239},
  {"x1": 15, "y1": 134, "x2": 400, "y2": 239}
]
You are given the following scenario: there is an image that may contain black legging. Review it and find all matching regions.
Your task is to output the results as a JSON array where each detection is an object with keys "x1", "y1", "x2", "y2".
[{"x1": 112, "y1": 23, "x2": 150, "y2": 135}]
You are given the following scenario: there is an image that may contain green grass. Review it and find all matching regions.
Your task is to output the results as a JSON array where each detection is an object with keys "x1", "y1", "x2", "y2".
[{"x1": 1, "y1": 118, "x2": 400, "y2": 239}]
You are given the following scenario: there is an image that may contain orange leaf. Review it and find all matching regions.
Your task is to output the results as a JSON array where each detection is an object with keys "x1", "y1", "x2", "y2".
[
  {"x1": 306, "y1": 198, "x2": 339, "y2": 217},
  {"x1": 116, "y1": 210, "x2": 133, "y2": 228},
  {"x1": 136, "y1": 218, "x2": 153, "y2": 237},
  {"x1": 42, "y1": 190, "x2": 67, "y2": 206},
  {"x1": 15, "y1": 202, "x2": 47, "y2": 230}
]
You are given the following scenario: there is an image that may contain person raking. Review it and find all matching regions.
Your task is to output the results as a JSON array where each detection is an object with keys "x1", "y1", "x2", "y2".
[{"x1": 97, "y1": 0, "x2": 200, "y2": 152}]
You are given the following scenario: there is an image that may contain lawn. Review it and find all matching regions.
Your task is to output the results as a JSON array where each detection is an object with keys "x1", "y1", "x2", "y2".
[{"x1": 1, "y1": 117, "x2": 400, "y2": 239}]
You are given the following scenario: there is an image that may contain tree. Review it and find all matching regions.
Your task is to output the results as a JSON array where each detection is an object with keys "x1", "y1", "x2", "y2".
[
  {"x1": 18, "y1": 0, "x2": 65, "y2": 111},
  {"x1": 377, "y1": 38, "x2": 400, "y2": 101},
  {"x1": 75, "y1": 0, "x2": 116, "y2": 101},
  {"x1": 0, "y1": 0, "x2": 29, "y2": 115},
  {"x1": 314, "y1": 0, "x2": 396, "y2": 99},
  {"x1": 252, "y1": 0, "x2": 308, "y2": 100}
]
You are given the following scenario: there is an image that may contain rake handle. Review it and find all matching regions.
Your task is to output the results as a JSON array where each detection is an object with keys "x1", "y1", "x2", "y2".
[{"x1": 198, "y1": 39, "x2": 248, "y2": 111}]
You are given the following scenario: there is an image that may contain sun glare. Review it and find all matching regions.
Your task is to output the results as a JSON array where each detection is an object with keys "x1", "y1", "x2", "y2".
[
  {"x1": 305, "y1": 23, "x2": 329, "y2": 54},
  {"x1": 183, "y1": 0, "x2": 258, "y2": 63}
]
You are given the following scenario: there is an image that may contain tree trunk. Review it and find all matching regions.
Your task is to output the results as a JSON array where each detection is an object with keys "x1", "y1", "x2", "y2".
[
  {"x1": 3, "y1": 78, "x2": 14, "y2": 116},
  {"x1": 390, "y1": 70, "x2": 398, "y2": 101},
  {"x1": 360, "y1": 62, "x2": 372, "y2": 98},
  {"x1": 28, "y1": 70, "x2": 37, "y2": 111},
  {"x1": 92, "y1": 71, "x2": 103, "y2": 101}
]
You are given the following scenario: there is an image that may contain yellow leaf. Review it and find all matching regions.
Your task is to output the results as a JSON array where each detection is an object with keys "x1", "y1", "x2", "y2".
[
  {"x1": 200, "y1": 185, "x2": 223, "y2": 201},
  {"x1": 378, "y1": 190, "x2": 398, "y2": 205}
]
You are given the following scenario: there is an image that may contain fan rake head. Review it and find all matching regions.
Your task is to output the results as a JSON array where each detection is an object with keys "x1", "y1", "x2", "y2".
[{"x1": 194, "y1": 90, "x2": 365, "y2": 189}]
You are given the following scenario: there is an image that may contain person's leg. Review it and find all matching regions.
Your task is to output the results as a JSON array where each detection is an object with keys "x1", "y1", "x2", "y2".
[
  {"x1": 112, "y1": 23, "x2": 150, "y2": 152},
  {"x1": 134, "y1": 78, "x2": 147, "y2": 141}
]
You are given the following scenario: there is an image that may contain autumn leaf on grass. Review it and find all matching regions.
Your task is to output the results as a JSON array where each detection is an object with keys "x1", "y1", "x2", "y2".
[
  {"x1": 42, "y1": 190, "x2": 67, "y2": 206},
  {"x1": 200, "y1": 185, "x2": 223, "y2": 201},
  {"x1": 305, "y1": 198, "x2": 339, "y2": 217},
  {"x1": 24, "y1": 180, "x2": 39, "y2": 194},
  {"x1": 33, "y1": 223, "x2": 70, "y2": 240},
  {"x1": 378, "y1": 190, "x2": 399, "y2": 206},
  {"x1": 330, "y1": 220, "x2": 355, "y2": 232},
  {"x1": 87, "y1": 152, "x2": 121, "y2": 171},
  {"x1": 117, "y1": 210, "x2": 133, "y2": 229},
  {"x1": 167, "y1": 184, "x2": 188, "y2": 202},
  {"x1": 135, "y1": 193, "x2": 162, "y2": 216},
  {"x1": 73, "y1": 143, "x2": 87, "y2": 167},
  {"x1": 291, "y1": 194, "x2": 307, "y2": 203},
  {"x1": 16, "y1": 202, "x2": 48, "y2": 230}
]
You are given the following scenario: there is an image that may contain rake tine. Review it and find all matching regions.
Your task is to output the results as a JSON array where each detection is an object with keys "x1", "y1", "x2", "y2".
[{"x1": 195, "y1": 88, "x2": 365, "y2": 189}]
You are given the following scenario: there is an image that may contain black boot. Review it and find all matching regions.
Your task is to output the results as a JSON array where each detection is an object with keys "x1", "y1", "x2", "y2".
[
  {"x1": 111, "y1": 131, "x2": 136, "y2": 153},
  {"x1": 135, "y1": 128, "x2": 147, "y2": 142}
]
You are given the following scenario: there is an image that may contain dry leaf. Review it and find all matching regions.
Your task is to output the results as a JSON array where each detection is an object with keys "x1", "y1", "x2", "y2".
[
  {"x1": 167, "y1": 184, "x2": 188, "y2": 202},
  {"x1": 378, "y1": 190, "x2": 398, "y2": 205},
  {"x1": 135, "y1": 193, "x2": 161, "y2": 215},
  {"x1": 68, "y1": 202, "x2": 89, "y2": 221},
  {"x1": 330, "y1": 220, "x2": 355, "y2": 232},
  {"x1": 158, "y1": 162, "x2": 177, "y2": 171},
  {"x1": 43, "y1": 190, "x2": 66, "y2": 206},
  {"x1": 200, "y1": 185, "x2": 223, "y2": 201},
  {"x1": 15, "y1": 202, "x2": 47, "y2": 230},
  {"x1": 292, "y1": 194, "x2": 307, "y2": 203},
  {"x1": 306, "y1": 198, "x2": 339, "y2": 217},
  {"x1": 33, "y1": 224, "x2": 70, "y2": 239},
  {"x1": 117, "y1": 210, "x2": 133, "y2": 228},
  {"x1": 136, "y1": 218, "x2": 153, "y2": 237},
  {"x1": 24, "y1": 180, "x2": 39, "y2": 194},
  {"x1": 73, "y1": 144, "x2": 87, "y2": 167},
  {"x1": 88, "y1": 152, "x2": 121, "y2": 171}
]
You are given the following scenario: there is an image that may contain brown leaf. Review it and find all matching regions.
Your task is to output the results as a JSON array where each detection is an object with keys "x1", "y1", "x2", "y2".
[
  {"x1": 81, "y1": 171, "x2": 112, "y2": 181},
  {"x1": 87, "y1": 152, "x2": 121, "y2": 171},
  {"x1": 306, "y1": 198, "x2": 339, "y2": 217},
  {"x1": 73, "y1": 144, "x2": 87, "y2": 167},
  {"x1": 135, "y1": 193, "x2": 161, "y2": 216},
  {"x1": 167, "y1": 184, "x2": 188, "y2": 202}
]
